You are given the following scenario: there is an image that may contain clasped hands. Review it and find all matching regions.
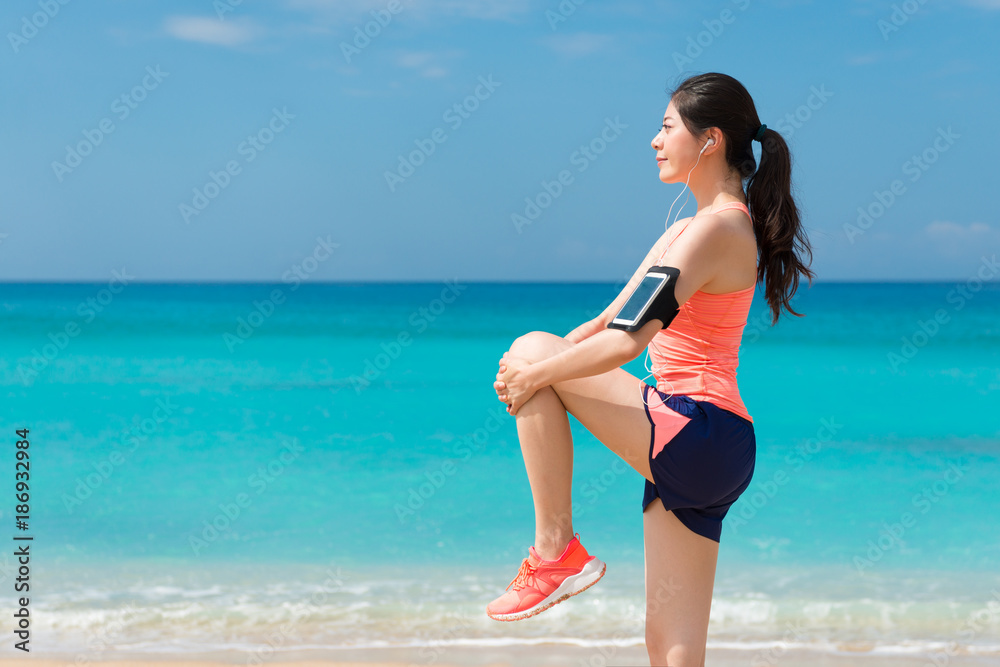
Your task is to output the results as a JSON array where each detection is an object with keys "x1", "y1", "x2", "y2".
[{"x1": 494, "y1": 351, "x2": 539, "y2": 416}]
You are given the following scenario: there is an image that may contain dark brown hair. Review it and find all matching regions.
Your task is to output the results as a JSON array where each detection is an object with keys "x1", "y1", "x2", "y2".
[{"x1": 669, "y1": 72, "x2": 815, "y2": 325}]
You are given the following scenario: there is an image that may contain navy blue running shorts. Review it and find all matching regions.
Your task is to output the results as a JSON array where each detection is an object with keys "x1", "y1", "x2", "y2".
[{"x1": 640, "y1": 381, "x2": 756, "y2": 543}]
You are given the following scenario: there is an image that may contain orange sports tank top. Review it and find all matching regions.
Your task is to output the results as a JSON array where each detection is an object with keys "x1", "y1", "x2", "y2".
[{"x1": 646, "y1": 201, "x2": 755, "y2": 423}]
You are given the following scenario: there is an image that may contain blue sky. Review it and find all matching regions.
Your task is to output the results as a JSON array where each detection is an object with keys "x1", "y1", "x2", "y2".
[{"x1": 1, "y1": 0, "x2": 997, "y2": 282}]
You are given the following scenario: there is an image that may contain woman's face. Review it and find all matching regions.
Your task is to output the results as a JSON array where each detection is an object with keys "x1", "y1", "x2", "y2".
[{"x1": 651, "y1": 100, "x2": 702, "y2": 185}]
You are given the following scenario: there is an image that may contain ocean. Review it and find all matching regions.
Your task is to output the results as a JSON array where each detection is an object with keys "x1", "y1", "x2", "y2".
[{"x1": 2, "y1": 280, "x2": 999, "y2": 663}]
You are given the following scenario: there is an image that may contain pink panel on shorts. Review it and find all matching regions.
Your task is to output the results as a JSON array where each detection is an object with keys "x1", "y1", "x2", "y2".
[{"x1": 645, "y1": 387, "x2": 692, "y2": 459}]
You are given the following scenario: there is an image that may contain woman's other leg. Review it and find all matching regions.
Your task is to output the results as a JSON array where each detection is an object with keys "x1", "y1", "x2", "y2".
[{"x1": 642, "y1": 497, "x2": 718, "y2": 667}]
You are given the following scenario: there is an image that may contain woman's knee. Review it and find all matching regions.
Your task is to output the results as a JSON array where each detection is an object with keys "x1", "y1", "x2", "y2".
[
  {"x1": 508, "y1": 331, "x2": 565, "y2": 362},
  {"x1": 645, "y1": 637, "x2": 704, "y2": 667}
]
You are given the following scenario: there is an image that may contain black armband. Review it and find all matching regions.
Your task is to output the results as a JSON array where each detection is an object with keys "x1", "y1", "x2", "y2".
[{"x1": 606, "y1": 266, "x2": 680, "y2": 333}]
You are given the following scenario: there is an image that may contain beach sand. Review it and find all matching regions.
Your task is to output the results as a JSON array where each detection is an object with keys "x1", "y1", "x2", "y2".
[{"x1": 1, "y1": 647, "x2": 997, "y2": 666}]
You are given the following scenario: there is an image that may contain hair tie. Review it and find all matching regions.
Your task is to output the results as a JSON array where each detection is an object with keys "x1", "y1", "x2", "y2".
[{"x1": 753, "y1": 124, "x2": 767, "y2": 142}]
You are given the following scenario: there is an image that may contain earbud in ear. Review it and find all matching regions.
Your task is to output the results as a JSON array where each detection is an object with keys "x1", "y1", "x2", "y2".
[{"x1": 700, "y1": 138, "x2": 714, "y2": 154}]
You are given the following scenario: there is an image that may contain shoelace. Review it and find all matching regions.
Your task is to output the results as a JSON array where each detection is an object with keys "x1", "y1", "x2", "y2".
[{"x1": 507, "y1": 558, "x2": 537, "y2": 591}]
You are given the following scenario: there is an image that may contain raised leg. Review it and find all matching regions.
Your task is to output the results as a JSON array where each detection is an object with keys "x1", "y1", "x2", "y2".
[
  {"x1": 512, "y1": 383, "x2": 576, "y2": 561},
  {"x1": 499, "y1": 331, "x2": 655, "y2": 560}
]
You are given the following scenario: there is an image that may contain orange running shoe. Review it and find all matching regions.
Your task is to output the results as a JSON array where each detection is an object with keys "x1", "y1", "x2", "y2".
[{"x1": 486, "y1": 533, "x2": 606, "y2": 621}]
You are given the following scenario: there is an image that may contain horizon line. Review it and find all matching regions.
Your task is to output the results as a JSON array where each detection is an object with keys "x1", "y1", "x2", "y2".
[{"x1": 0, "y1": 279, "x2": 997, "y2": 286}]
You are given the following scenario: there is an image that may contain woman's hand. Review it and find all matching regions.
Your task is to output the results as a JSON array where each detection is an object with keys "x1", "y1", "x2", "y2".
[{"x1": 494, "y1": 352, "x2": 539, "y2": 416}]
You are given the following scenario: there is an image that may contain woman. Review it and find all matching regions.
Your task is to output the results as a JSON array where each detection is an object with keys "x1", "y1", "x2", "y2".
[{"x1": 485, "y1": 72, "x2": 815, "y2": 666}]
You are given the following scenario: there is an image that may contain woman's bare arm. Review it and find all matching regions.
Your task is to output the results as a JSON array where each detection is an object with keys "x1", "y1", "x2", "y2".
[
  {"x1": 532, "y1": 321, "x2": 662, "y2": 387},
  {"x1": 564, "y1": 317, "x2": 606, "y2": 344}
]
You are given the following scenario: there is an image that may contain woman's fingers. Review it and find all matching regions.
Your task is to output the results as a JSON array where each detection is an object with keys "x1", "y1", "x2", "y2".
[{"x1": 496, "y1": 354, "x2": 511, "y2": 412}]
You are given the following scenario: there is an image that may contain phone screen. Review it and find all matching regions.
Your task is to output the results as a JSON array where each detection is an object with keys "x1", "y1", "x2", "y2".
[{"x1": 616, "y1": 274, "x2": 667, "y2": 323}]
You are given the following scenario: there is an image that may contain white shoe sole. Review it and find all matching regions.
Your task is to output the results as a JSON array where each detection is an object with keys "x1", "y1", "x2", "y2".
[{"x1": 487, "y1": 557, "x2": 606, "y2": 622}]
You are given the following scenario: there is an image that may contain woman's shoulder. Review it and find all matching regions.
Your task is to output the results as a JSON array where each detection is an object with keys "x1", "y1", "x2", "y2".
[
  {"x1": 695, "y1": 206, "x2": 756, "y2": 246},
  {"x1": 658, "y1": 210, "x2": 757, "y2": 290}
]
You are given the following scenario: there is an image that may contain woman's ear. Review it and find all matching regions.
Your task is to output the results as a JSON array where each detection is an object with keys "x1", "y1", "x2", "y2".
[{"x1": 707, "y1": 128, "x2": 724, "y2": 154}]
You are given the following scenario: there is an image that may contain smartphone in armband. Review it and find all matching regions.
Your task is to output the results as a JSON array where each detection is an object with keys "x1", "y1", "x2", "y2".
[{"x1": 607, "y1": 266, "x2": 681, "y2": 333}]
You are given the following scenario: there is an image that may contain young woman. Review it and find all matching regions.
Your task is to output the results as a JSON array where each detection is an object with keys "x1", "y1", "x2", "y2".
[{"x1": 485, "y1": 72, "x2": 815, "y2": 666}]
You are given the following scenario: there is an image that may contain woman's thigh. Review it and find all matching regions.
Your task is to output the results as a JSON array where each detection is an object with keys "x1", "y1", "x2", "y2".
[{"x1": 506, "y1": 331, "x2": 653, "y2": 483}]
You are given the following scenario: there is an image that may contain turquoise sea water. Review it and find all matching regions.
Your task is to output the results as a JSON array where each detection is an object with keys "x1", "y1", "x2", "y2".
[{"x1": 1, "y1": 281, "x2": 999, "y2": 659}]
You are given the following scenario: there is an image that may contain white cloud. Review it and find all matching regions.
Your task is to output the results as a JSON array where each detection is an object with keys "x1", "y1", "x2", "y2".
[
  {"x1": 911, "y1": 221, "x2": 1000, "y2": 262},
  {"x1": 397, "y1": 51, "x2": 434, "y2": 68},
  {"x1": 924, "y1": 220, "x2": 993, "y2": 238},
  {"x1": 284, "y1": 0, "x2": 536, "y2": 23},
  {"x1": 164, "y1": 16, "x2": 259, "y2": 47},
  {"x1": 845, "y1": 48, "x2": 915, "y2": 67},
  {"x1": 541, "y1": 32, "x2": 613, "y2": 58},
  {"x1": 818, "y1": 220, "x2": 1000, "y2": 280},
  {"x1": 394, "y1": 49, "x2": 461, "y2": 78},
  {"x1": 846, "y1": 52, "x2": 883, "y2": 66},
  {"x1": 420, "y1": 66, "x2": 449, "y2": 78}
]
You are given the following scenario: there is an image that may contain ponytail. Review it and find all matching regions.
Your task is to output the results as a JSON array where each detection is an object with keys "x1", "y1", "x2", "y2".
[{"x1": 746, "y1": 127, "x2": 816, "y2": 325}]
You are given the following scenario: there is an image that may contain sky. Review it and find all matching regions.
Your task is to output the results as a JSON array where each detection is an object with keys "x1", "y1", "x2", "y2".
[{"x1": 1, "y1": 0, "x2": 998, "y2": 283}]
